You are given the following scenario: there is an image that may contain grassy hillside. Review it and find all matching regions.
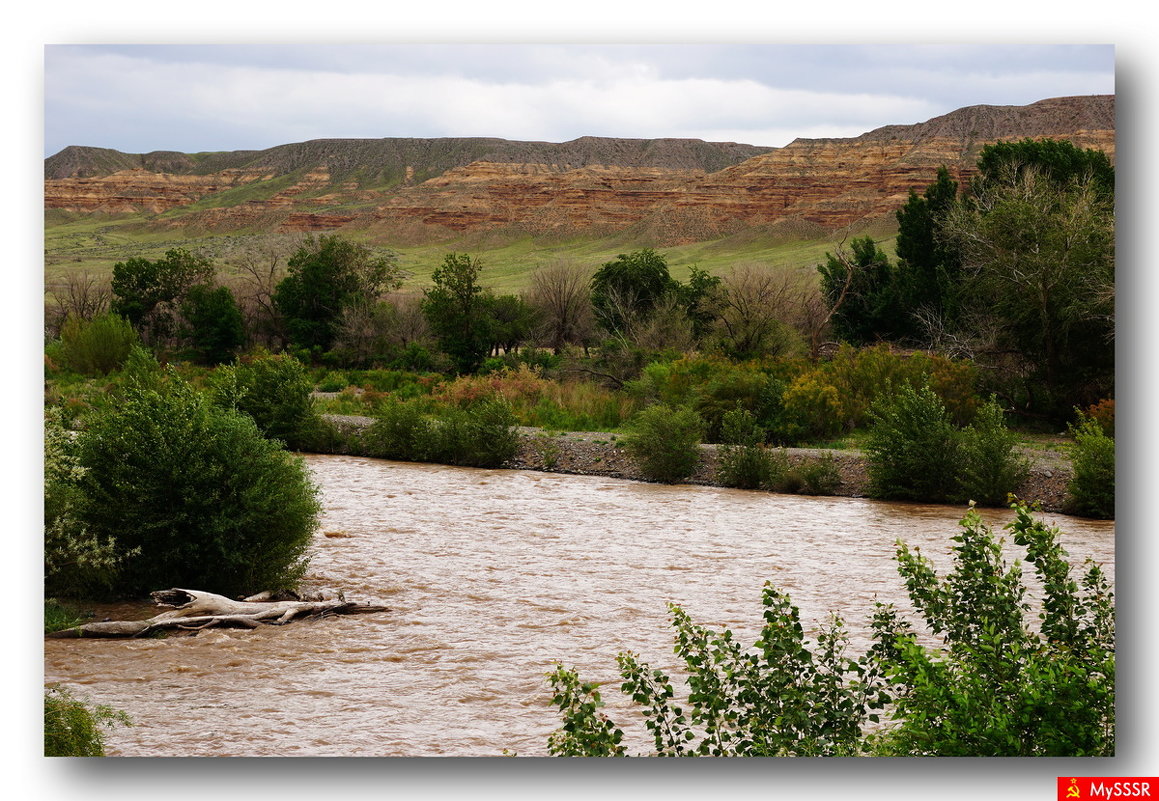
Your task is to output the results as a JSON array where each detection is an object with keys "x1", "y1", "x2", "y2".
[{"x1": 45, "y1": 211, "x2": 899, "y2": 296}]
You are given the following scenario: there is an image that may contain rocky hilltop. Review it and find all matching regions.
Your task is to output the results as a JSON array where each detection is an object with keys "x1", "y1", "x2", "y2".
[{"x1": 45, "y1": 95, "x2": 1114, "y2": 246}]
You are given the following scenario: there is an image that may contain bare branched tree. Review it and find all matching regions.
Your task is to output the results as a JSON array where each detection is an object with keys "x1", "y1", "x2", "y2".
[
  {"x1": 46, "y1": 271, "x2": 112, "y2": 337},
  {"x1": 527, "y1": 260, "x2": 595, "y2": 354},
  {"x1": 224, "y1": 234, "x2": 304, "y2": 349},
  {"x1": 710, "y1": 263, "x2": 803, "y2": 360}
]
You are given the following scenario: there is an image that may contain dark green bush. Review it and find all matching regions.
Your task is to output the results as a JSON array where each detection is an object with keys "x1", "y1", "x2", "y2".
[
  {"x1": 44, "y1": 686, "x2": 130, "y2": 757},
  {"x1": 865, "y1": 382, "x2": 961, "y2": 502},
  {"x1": 427, "y1": 398, "x2": 521, "y2": 468},
  {"x1": 57, "y1": 313, "x2": 139, "y2": 376},
  {"x1": 866, "y1": 385, "x2": 1027, "y2": 506},
  {"x1": 209, "y1": 352, "x2": 320, "y2": 450},
  {"x1": 714, "y1": 407, "x2": 774, "y2": 489},
  {"x1": 360, "y1": 398, "x2": 434, "y2": 461},
  {"x1": 957, "y1": 397, "x2": 1029, "y2": 506},
  {"x1": 1066, "y1": 414, "x2": 1115, "y2": 518},
  {"x1": 71, "y1": 371, "x2": 321, "y2": 598},
  {"x1": 620, "y1": 403, "x2": 704, "y2": 483},
  {"x1": 360, "y1": 396, "x2": 519, "y2": 468}
]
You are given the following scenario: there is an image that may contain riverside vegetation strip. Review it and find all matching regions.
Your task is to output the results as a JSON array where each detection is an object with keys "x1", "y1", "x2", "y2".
[{"x1": 322, "y1": 414, "x2": 1075, "y2": 512}]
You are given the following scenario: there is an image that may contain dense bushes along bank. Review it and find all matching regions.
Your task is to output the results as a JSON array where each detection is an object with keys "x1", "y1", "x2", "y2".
[{"x1": 316, "y1": 412, "x2": 1079, "y2": 513}]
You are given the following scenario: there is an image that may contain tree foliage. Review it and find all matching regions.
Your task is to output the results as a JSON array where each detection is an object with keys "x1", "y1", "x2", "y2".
[
  {"x1": 891, "y1": 166, "x2": 963, "y2": 341},
  {"x1": 974, "y1": 138, "x2": 1114, "y2": 201},
  {"x1": 546, "y1": 502, "x2": 1114, "y2": 757},
  {"x1": 870, "y1": 504, "x2": 1114, "y2": 756},
  {"x1": 590, "y1": 248, "x2": 680, "y2": 335},
  {"x1": 274, "y1": 235, "x2": 402, "y2": 352},
  {"x1": 111, "y1": 248, "x2": 215, "y2": 343},
  {"x1": 944, "y1": 165, "x2": 1114, "y2": 419},
  {"x1": 208, "y1": 352, "x2": 322, "y2": 450},
  {"x1": 69, "y1": 361, "x2": 321, "y2": 598},
  {"x1": 422, "y1": 253, "x2": 493, "y2": 374},
  {"x1": 817, "y1": 237, "x2": 897, "y2": 345},
  {"x1": 179, "y1": 283, "x2": 246, "y2": 365},
  {"x1": 44, "y1": 686, "x2": 131, "y2": 757}
]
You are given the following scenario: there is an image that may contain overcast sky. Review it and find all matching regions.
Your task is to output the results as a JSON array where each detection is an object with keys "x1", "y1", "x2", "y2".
[{"x1": 43, "y1": 43, "x2": 1115, "y2": 157}]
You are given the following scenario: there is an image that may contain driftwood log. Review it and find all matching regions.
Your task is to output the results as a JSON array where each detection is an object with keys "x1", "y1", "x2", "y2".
[{"x1": 46, "y1": 588, "x2": 389, "y2": 639}]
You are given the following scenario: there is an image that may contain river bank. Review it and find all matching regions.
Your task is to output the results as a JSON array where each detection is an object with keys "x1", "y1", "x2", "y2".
[{"x1": 321, "y1": 415, "x2": 1076, "y2": 513}]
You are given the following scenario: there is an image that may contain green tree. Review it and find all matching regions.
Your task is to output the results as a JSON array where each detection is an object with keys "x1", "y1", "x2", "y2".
[
  {"x1": 945, "y1": 166, "x2": 1114, "y2": 420},
  {"x1": 974, "y1": 138, "x2": 1114, "y2": 201},
  {"x1": 179, "y1": 284, "x2": 246, "y2": 364},
  {"x1": 892, "y1": 166, "x2": 963, "y2": 341},
  {"x1": 590, "y1": 249, "x2": 680, "y2": 335},
  {"x1": 273, "y1": 235, "x2": 401, "y2": 352},
  {"x1": 484, "y1": 293, "x2": 538, "y2": 357},
  {"x1": 422, "y1": 253, "x2": 493, "y2": 373},
  {"x1": 71, "y1": 364, "x2": 321, "y2": 598},
  {"x1": 817, "y1": 237, "x2": 898, "y2": 345},
  {"x1": 111, "y1": 248, "x2": 215, "y2": 343}
]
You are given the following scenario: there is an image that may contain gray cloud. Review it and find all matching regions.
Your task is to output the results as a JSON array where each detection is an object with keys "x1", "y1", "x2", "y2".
[{"x1": 44, "y1": 44, "x2": 1115, "y2": 156}]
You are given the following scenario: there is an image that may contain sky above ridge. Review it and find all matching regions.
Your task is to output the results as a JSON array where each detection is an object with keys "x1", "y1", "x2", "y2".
[{"x1": 43, "y1": 43, "x2": 1115, "y2": 157}]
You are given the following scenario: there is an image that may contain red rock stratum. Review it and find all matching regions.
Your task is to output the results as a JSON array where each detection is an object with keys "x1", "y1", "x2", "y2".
[{"x1": 45, "y1": 95, "x2": 1114, "y2": 246}]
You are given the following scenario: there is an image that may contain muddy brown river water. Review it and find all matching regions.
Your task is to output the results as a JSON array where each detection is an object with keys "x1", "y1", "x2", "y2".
[{"x1": 43, "y1": 454, "x2": 1115, "y2": 757}]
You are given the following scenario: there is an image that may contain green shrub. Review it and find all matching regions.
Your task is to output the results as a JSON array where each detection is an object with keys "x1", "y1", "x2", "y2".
[
  {"x1": 548, "y1": 585, "x2": 883, "y2": 757},
  {"x1": 361, "y1": 398, "x2": 434, "y2": 461},
  {"x1": 428, "y1": 397, "x2": 521, "y2": 468},
  {"x1": 360, "y1": 396, "x2": 519, "y2": 468},
  {"x1": 620, "y1": 404, "x2": 704, "y2": 483},
  {"x1": 779, "y1": 374, "x2": 846, "y2": 443},
  {"x1": 546, "y1": 501, "x2": 1114, "y2": 757},
  {"x1": 1066, "y1": 414, "x2": 1115, "y2": 519},
  {"x1": 865, "y1": 382, "x2": 961, "y2": 502},
  {"x1": 795, "y1": 453, "x2": 841, "y2": 496},
  {"x1": 71, "y1": 370, "x2": 321, "y2": 598},
  {"x1": 209, "y1": 352, "x2": 320, "y2": 450},
  {"x1": 869, "y1": 504, "x2": 1114, "y2": 756},
  {"x1": 44, "y1": 407, "x2": 131, "y2": 597},
  {"x1": 57, "y1": 313, "x2": 139, "y2": 376},
  {"x1": 44, "y1": 686, "x2": 131, "y2": 757},
  {"x1": 316, "y1": 370, "x2": 349, "y2": 392},
  {"x1": 957, "y1": 397, "x2": 1030, "y2": 506},
  {"x1": 715, "y1": 407, "x2": 774, "y2": 490}
]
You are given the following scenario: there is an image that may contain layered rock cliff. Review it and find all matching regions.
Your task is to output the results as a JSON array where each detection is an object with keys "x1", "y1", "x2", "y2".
[{"x1": 45, "y1": 95, "x2": 1114, "y2": 246}]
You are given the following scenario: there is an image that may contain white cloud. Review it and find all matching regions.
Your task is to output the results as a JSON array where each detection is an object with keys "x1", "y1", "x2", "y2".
[{"x1": 43, "y1": 44, "x2": 1114, "y2": 155}]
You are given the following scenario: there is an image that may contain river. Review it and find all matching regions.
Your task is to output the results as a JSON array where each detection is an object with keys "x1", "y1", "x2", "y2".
[{"x1": 43, "y1": 454, "x2": 1115, "y2": 757}]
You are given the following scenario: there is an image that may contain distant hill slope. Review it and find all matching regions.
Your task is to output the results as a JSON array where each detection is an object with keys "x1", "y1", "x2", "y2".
[
  {"x1": 46, "y1": 137, "x2": 774, "y2": 182},
  {"x1": 44, "y1": 95, "x2": 1114, "y2": 246}
]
